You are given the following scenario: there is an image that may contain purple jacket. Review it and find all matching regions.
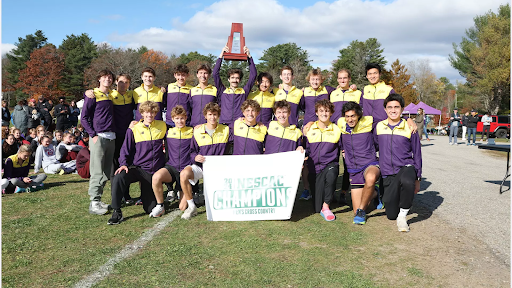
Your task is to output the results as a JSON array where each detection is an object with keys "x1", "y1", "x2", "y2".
[
  {"x1": 81, "y1": 88, "x2": 115, "y2": 138},
  {"x1": 165, "y1": 82, "x2": 192, "y2": 126},
  {"x1": 362, "y1": 81, "x2": 395, "y2": 123},
  {"x1": 3, "y1": 155, "x2": 30, "y2": 181},
  {"x1": 165, "y1": 126, "x2": 193, "y2": 171},
  {"x1": 374, "y1": 118, "x2": 422, "y2": 178},
  {"x1": 338, "y1": 116, "x2": 378, "y2": 173},
  {"x1": 190, "y1": 84, "x2": 218, "y2": 127},
  {"x1": 305, "y1": 121, "x2": 343, "y2": 174},
  {"x1": 274, "y1": 86, "x2": 304, "y2": 126},
  {"x1": 111, "y1": 90, "x2": 135, "y2": 136},
  {"x1": 232, "y1": 119, "x2": 267, "y2": 155},
  {"x1": 119, "y1": 120, "x2": 166, "y2": 174},
  {"x1": 247, "y1": 89, "x2": 276, "y2": 127},
  {"x1": 213, "y1": 57, "x2": 257, "y2": 125},
  {"x1": 330, "y1": 89, "x2": 363, "y2": 123},
  {"x1": 190, "y1": 124, "x2": 231, "y2": 168},
  {"x1": 133, "y1": 84, "x2": 165, "y2": 121},
  {"x1": 264, "y1": 121, "x2": 302, "y2": 154},
  {"x1": 303, "y1": 85, "x2": 335, "y2": 124}
]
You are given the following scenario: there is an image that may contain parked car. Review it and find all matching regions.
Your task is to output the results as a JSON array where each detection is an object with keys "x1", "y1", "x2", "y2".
[
  {"x1": 443, "y1": 115, "x2": 510, "y2": 138},
  {"x1": 476, "y1": 115, "x2": 510, "y2": 138}
]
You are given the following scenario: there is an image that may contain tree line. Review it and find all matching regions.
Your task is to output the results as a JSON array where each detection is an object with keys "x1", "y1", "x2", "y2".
[{"x1": 2, "y1": 3, "x2": 509, "y2": 115}]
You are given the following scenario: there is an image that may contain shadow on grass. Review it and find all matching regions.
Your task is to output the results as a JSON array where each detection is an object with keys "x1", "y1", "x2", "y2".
[
  {"x1": 409, "y1": 190, "x2": 444, "y2": 224},
  {"x1": 421, "y1": 143, "x2": 434, "y2": 147}
]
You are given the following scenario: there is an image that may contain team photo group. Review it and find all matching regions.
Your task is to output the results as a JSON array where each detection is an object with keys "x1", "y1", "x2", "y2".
[{"x1": 71, "y1": 44, "x2": 421, "y2": 231}]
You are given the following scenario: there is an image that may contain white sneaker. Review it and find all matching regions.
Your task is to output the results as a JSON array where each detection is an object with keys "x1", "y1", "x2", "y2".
[
  {"x1": 181, "y1": 205, "x2": 198, "y2": 220},
  {"x1": 397, "y1": 216, "x2": 410, "y2": 232},
  {"x1": 89, "y1": 201, "x2": 108, "y2": 215},
  {"x1": 149, "y1": 205, "x2": 165, "y2": 218},
  {"x1": 99, "y1": 201, "x2": 110, "y2": 210},
  {"x1": 449, "y1": 142, "x2": 453, "y2": 145}
]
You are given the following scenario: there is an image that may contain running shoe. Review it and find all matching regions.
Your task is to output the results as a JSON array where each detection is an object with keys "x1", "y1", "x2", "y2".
[
  {"x1": 299, "y1": 189, "x2": 311, "y2": 200},
  {"x1": 353, "y1": 209, "x2": 366, "y2": 225}
]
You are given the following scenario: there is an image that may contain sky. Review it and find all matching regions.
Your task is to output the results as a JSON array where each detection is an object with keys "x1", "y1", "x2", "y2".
[{"x1": 1, "y1": 0, "x2": 507, "y2": 84}]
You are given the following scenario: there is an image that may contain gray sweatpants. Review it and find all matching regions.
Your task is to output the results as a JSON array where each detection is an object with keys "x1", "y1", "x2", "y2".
[
  {"x1": 44, "y1": 161, "x2": 76, "y2": 174},
  {"x1": 1, "y1": 173, "x2": 48, "y2": 191},
  {"x1": 88, "y1": 136, "x2": 115, "y2": 201}
]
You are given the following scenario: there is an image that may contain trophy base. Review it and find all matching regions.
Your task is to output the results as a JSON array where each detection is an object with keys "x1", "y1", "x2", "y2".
[{"x1": 223, "y1": 53, "x2": 248, "y2": 61}]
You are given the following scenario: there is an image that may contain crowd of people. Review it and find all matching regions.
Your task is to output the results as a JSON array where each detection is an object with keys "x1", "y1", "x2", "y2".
[{"x1": 2, "y1": 45, "x2": 423, "y2": 233}]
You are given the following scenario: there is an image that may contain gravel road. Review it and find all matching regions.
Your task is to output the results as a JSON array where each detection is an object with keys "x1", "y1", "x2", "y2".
[{"x1": 414, "y1": 135, "x2": 510, "y2": 265}]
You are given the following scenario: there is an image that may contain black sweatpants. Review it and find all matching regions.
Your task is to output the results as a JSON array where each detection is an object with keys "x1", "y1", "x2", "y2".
[
  {"x1": 112, "y1": 133, "x2": 125, "y2": 171},
  {"x1": 382, "y1": 165, "x2": 416, "y2": 220},
  {"x1": 111, "y1": 167, "x2": 157, "y2": 214},
  {"x1": 309, "y1": 163, "x2": 339, "y2": 213}
]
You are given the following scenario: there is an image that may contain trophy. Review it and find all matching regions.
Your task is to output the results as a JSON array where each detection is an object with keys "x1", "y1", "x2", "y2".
[{"x1": 223, "y1": 23, "x2": 247, "y2": 61}]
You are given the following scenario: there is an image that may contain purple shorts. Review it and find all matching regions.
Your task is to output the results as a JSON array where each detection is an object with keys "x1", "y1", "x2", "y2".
[{"x1": 349, "y1": 165, "x2": 380, "y2": 188}]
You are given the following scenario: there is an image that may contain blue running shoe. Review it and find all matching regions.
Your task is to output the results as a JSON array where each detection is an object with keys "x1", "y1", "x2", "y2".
[
  {"x1": 374, "y1": 184, "x2": 384, "y2": 209},
  {"x1": 353, "y1": 209, "x2": 366, "y2": 225},
  {"x1": 14, "y1": 187, "x2": 26, "y2": 193},
  {"x1": 299, "y1": 189, "x2": 311, "y2": 200}
]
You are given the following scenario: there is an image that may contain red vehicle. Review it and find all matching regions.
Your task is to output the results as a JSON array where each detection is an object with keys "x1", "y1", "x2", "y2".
[{"x1": 477, "y1": 115, "x2": 510, "y2": 138}]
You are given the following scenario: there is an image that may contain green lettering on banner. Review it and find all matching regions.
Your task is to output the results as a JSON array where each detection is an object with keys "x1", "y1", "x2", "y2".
[{"x1": 213, "y1": 187, "x2": 293, "y2": 210}]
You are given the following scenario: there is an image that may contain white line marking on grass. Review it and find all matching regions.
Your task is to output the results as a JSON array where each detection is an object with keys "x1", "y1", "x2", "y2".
[{"x1": 74, "y1": 209, "x2": 182, "y2": 288}]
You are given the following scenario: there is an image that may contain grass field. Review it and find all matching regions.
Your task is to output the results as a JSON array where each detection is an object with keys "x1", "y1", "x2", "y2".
[{"x1": 1, "y1": 174, "x2": 452, "y2": 287}]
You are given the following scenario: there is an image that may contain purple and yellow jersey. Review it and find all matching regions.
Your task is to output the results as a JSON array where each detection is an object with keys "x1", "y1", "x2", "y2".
[
  {"x1": 374, "y1": 118, "x2": 422, "y2": 179},
  {"x1": 111, "y1": 90, "x2": 135, "y2": 135},
  {"x1": 247, "y1": 89, "x2": 275, "y2": 127},
  {"x1": 165, "y1": 82, "x2": 192, "y2": 126},
  {"x1": 165, "y1": 126, "x2": 194, "y2": 171},
  {"x1": 305, "y1": 121, "x2": 343, "y2": 174},
  {"x1": 119, "y1": 120, "x2": 166, "y2": 174},
  {"x1": 190, "y1": 84, "x2": 218, "y2": 127},
  {"x1": 264, "y1": 121, "x2": 302, "y2": 154},
  {"x1": 190, "y1": 124, "x2": 230, "y2": 168},
  {"x1": 337, "y1": 116, "x2": 378, "y2": 172},
  {"x1": 362, "y1": 81, "x2": 394, "y2": 122},
  {"x1": 303, "y1": 85, "x2": 335, "y2": 124},
  {"x1": 330, "y1": 88, "x2": 363, "y2": 123},
  {"x1": 81, "y1": 88, "x2": 114, "y2": 138},
  {"x1": 232, "y1": 119, "x2": 267, "y2": 155},
  {"x1": 274, "y1": 86, "x2": 304, "y2": 126},
  {"x1": 3, "y1": 154, "x2": 30, "y2": 181},
  {"x1": 133, "y1": 84, "x2": 165, "y2": 121}
]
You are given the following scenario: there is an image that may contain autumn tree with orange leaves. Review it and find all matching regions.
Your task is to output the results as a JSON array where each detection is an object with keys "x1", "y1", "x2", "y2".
[
  {"x1": 140, "y1": 49, "x2": 174, "y2": 87},
  {"x1": 389, "y1": 59, "x2": 417, "y2": 106},
  {"x1": 16, "y1": 45, "x2": 66, "y2": 101}
]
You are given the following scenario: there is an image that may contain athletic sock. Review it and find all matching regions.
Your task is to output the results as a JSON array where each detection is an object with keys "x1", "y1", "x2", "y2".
[
  {"x1": 187, "y1": 199, "x2": 196, "y2": 209},
  {"x1": 398, "y1": 208, "x2": 409, "y2": 218}
]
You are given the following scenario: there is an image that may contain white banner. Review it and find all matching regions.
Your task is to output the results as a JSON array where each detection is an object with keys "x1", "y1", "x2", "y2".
[{"x1": 203, "y1": 151, "x2": 305, "y2": 221}]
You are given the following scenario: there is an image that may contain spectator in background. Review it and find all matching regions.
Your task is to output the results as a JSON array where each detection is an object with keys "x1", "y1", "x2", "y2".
[
  {"x1": 415, "y1": 108, "x2": 425, "y2": 140},
  {"x1": 36, "y1": 96, "x2": 53, "y2": 131},
  {"x1": 26, "y1": 128, "x2": 37, "y2": 143},
  {"x1": 33, "y1": 135, "x2": 76, "y2": 174},
  {"x1": 2, "y1": 134, "x2": 18, "y2": 162},
  {"x1": 27, "y1": 99, "x2": 41, "y2": 130},
  {"x1": 467, "y1": 109, "x2": 479, "y2": 146},
  {"x1": 78, "y1": 132, "x2": 89, "y2": 148},
  {"x1": 462, "y1": 111, "x2": 469, "y2": 141},
  {"x1": 2, "y1": 100, "x2": 10, "y2": 127},
  {"x1": 56, "y1": 131, "x2": 82, "y2": 162},
  {"x1": 12, "y1": 100, "x2": 30, "y2": 136},
  {"x1": 481, "y1": 112, "x2": 492, "y2": 141},
  {"x1": 54, "y1": 96, "x2": 70, "y2": 131},
  {"x1": 449, "y1": 107, "x2": 461, "y2": 145},
  {"x1": 68, "y1": 100, "x2": 80, "y2": 128},
  {"x1": 13, "y1": 129, "x2": 30, "y2": 146},
  {"x1": 1, "y1": 145, "x2": 47, "y2": 194},
  {"x1": 76, "y1": 145, "x2": 90, "y2": 179},
  {"x1": 30, "y1": 125, "x2": 46, "y2": 163},
  {"x1": 52, "y1": 130, "x2": 63, "y2": 147}
]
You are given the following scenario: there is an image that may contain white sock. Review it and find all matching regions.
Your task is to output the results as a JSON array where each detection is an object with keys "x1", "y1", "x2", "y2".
[
  {"x1": 398, "y1": 208, "x2": 409, "y2": 218},
  {"x1": 187, "y1": 199, "x2": 196, "y2": 209}
]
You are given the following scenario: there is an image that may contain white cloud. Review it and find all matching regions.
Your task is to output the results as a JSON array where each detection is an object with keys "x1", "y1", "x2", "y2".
[
  {"x1": 108, "y1": 0, "x2": 506, "y2": 84},
  {"x1": 1, "y1": 43, "x2": 16, "y2": 56}
]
